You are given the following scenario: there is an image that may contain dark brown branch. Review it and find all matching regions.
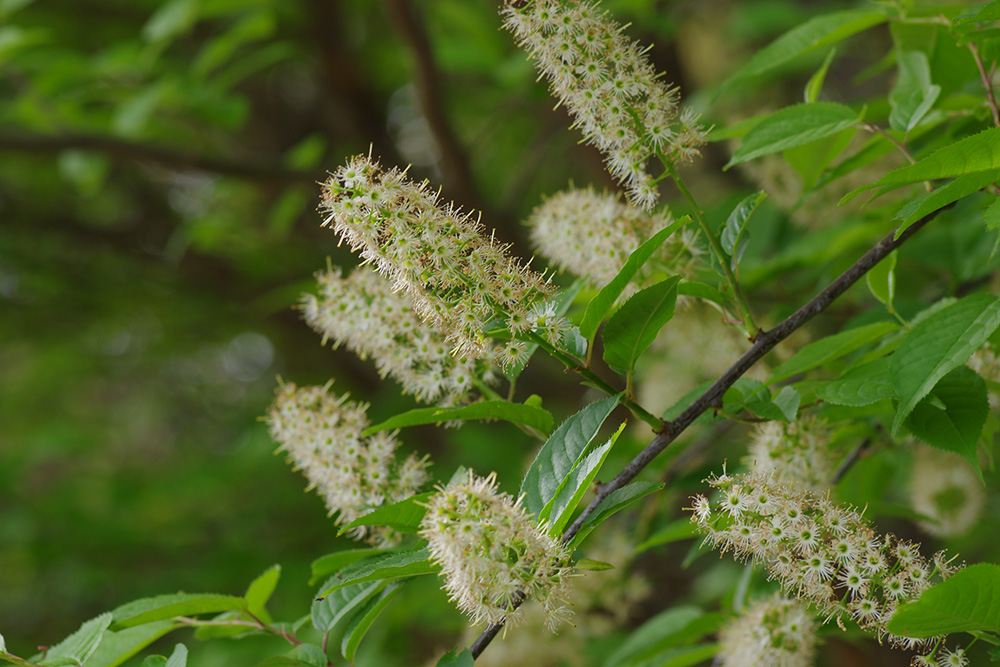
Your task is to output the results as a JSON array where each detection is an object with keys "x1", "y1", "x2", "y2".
[
  {"x1": 385, "y1": 0, "x2": 482, "y2": 210},
  {"x1": 0, "y1": 132, "x2": 315, "y2": 183},
  {"x1": 469, "y1": 208, "x2": 943, "y2": 660}
]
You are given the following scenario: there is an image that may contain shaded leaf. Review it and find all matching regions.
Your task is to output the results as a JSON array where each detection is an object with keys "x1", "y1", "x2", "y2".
[
  {"x1": 816, "y1": 356, "x2": 895, "y2": 406},
  {"x1": 867, "y1": 250, "x2": 896, "y2": 307},
  {"x1": 769, "y1": 321, "x2": 898, "y2": 383},
  {"x1": 435, "y1": 649, "x2": 474, "y2": 667},
  {"x1": 338, "y1": 493, "x2": 432, "y2": 537},
  {"x1": 725, "y1": 103, "x2": 859, "y2": 168},
  {"x1": 312, "y1": 580, "x2": 386, "y2": 634},
  {"x1": 317, "y1": 549, "x2": 436, "y2": 597},
  {"x1": 720, "y1": 191, "x2": 767, "y2": 271},
  {"x1": 603, "y1": 605, "x2": 703, "y2": 667},
  {"x1": 570, "y1": 481, "x2": 664, "y2": 548},
  {"x1": 311, "y1": 548, "x2": 397, "y2": 586},
  {"x1": 341, "y1": 582, "x2": 405, "y2": 662}
]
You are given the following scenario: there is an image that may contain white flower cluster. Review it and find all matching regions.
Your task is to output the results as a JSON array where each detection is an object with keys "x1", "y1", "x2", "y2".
[
  {"x1": 420, "y1": 471, "x2": 574, "y2": 630},
  {"x1": 745, "y1": 415, "x2": 842, "y2": 492},
  {"x1": 968, "y1": 341, "x2": 1000, "y2": 410},
  {"x1": 502, "y1": 0, "x2": 707, "y2": 209},
  {"x1": 908, "y1": 446, "x2": 983, "y2": 539},
  {"x1": 718, "y1": 593, "x2": 818, "y2": 667},
  {"x1": 468, "y1": 528, "x2": 650, "y2": 667},
  {"x1": 266, "y1": 382, "x2": 430, "y2": 547},
  {"x1": 302, "y1": 266, "x2": 494, "y2": 405},
  {"x1": 320, "y1": 154, "x2": 565, "y2": 365},
  {"x1": 689, "y1": 470, "x2": 960, "y2": 652},
  {"x1": 527, "y1": 187, "x2": 701, "y2": 292}
]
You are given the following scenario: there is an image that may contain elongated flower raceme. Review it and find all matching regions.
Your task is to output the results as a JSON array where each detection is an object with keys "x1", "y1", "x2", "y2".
[
  {"x1": 320, "y1": 154, "x2": 565, "y2": 365},
  {"x1": 502, "y1": 0, "x2": 707, "y2": 209},
  {"x1": 718, "y1": 593, "x2": 819, "y2": 667},
  {"x1": 528, "y1": 187, "x2": 701, "y2": 293},
  {"x1": 266, "y1": 382, "x2": 430, "y2": 547},
  {"x1": 688, "y1": 470, "x2": 961, "y2": 655},
  {"x1": 420, "y1": 470, "x2": 574, "y2": 630},
  {"x1": 302, "y1": 266, "x2": 496, "y2": 406}
]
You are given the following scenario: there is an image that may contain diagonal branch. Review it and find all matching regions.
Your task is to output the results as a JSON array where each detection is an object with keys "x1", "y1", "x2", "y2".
[
  {"x1": 470, "y1": 207, "x2": 944, "y2": 659},
  {"x1": 0, "y1": 132, "x2": 315, "y2": 183},
  {"x1": 385, "y1": 0, "x2": 482, "y2": 210}
]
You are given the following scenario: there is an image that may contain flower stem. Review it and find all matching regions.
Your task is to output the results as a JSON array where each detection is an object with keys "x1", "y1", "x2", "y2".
[{"x1": 661, "y1": 160, "x2": 760, "y2": 341}]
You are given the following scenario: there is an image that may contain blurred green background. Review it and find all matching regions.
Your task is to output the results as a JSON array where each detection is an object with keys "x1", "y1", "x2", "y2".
[{"x1": 5, "y1": 0, "x2": 999, "y2": 665}]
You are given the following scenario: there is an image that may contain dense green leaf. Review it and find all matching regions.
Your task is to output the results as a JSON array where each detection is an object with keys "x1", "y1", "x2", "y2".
[
  {"x1": 905, "y1": 366, "x2": 988, "y2": 477},
  {"x1": 888, "y1": 564, "x2": 1000, "y2": 637},
  {"x1": 338, "y1": 493, "x2": 432, "y2": 537},
  {"x1": 547, "y1": 422, "x2": 626, "y2": 533},
  {"x1": 863, "y1": 127, "x2": 1000, "y2": 194},
  {"x1": 816, "y1": 356, "x2": 895, "y2": 406},
  {"x1": 717, "y1": 9, "x2": 887, "y2": 95},
  {"x1": 892, "y1": 170, "x2": 1000, "y2": 237},
  {"x1": 245, "y1": 565, "x2": 280, "y2": 621},
  {"x1": 720, "y1": 191, "x2": 767, "y2": 271},
  {"x1": 363, "y1": 400, "x2": 553, "y2": 436},
  {"x1": 317, "y1": 548, "x2": 436, "y2": 597},
  {"x1": 312, "y1": 580, "x2": 386, "y2": 633},
  {"x1": 891, "y1": 293, "x2": 1000, "y2": 434},
  {"x1": 435, "y1": 649, "x2": 474, "y2": 667},
  {"x1": 311, "y1": 548, "x2": 397, "y2": 585},
  {"x1": 769, "y1": 321, "x2": 898, "y2": 383},
  {"x1": 867, "y1": 250, "x2": 896, "y2": 307},
  {"x1": 725, "y1": 103, "x2": 859, "y2": 168},
  {"x1": 603, "y1": 276, "x2": 681, "y2": 373},
  {"x1": 37, "y1": 613, "x2": 112, "y2": 667},
  {"x1": 520, "y1": 395, "x2": 619, "y2": 518},
  {"x1": 341, "y1": 582, "x2": 405, "y2": 662},
  {"x1": 804, "y1": 48, "x2": 836, "y2": 103},
  {"x1": 569, "y1": 481, "x2": 664, "y2": 548},
  {"x1": 580, "y1": 219, "x2": 689, "y2": 341},
  {"x1": 111, "y1": 594, "x2": 247, "y2": 629},
  {"x1": 84, "y1": 622, "x2": 176, "y2": 667}
]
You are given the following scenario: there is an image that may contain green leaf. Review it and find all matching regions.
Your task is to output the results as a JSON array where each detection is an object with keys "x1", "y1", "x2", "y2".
[
  {"x1": 676, "y1": 281, "x2": 728, "y2": 308},
  {"x1": 363, "y1": 400, "x2": 553, "y2": 436},
  {"x1": 83, "y1": 621, "x2": 176, "y2": 667},
  {"x1": 725, "y1": 103, "x2": 859, "y2": 168},
  {"x1": 892, "y1": 170, "x2": 1000, "y2": 237},
  {"x1": 311, "y1": 548, "x2": 396, "y2": 585},
  {"x1": 272, "y1": 644, "x2": 328, "y2": 667},
  {"x1": 37, "y1": 613, "x2": 112, "y2": 667},
  {"x1": 816, "y1": 356, "x2": 895, "y2": 406},
  {"x1": 888, "y1": 564, "x2": 1000, "y2": 638},
  {"x1": 338, "y1": 493, "x2": 431, "y2": 537},
  {"x1": 111, "y1": 594, "x2": 246, "y2": 630},
  {"x1": 905, "y1": 366, "x2": 988, "y2": 478},
  {"x1": 891, "y1": 294, "x2": 1000, "y2": 434},
  {"x1": 603, "y1": 276, "x2": 681, "y2": 373},
  {"x1": 646, "y1": 644, "x2": 720, "y2": 667},
  {"x1": 341, "y1": 582, "x2": 405, "y2": 662},
  {"x1": 140, "y1": 657, "x2": 166, "y2": 667},
  {"x1": 579, "y1": 218, "x2": 689, "y2": 341},
  {"x1": 435, "y1": 649, "x2": 474, "y2": 667},
  {"x1": 889, "y1": 52, "x2": 937, "y2": 136},
  {"x1": 804, "y1": 48, "x2": 836, "y2": 103},
  {"x1": 520, "y1": 395, "x2": 620, "y2": 518},
  {"x1": 717, "y1": 9, "x2": 887, "y2": 96},
  {"x1": 570, "y1": 481, "x2": 664, "y2": 549},
  {"x1": 867, "y1": 250, "x2": 897, "y2": 307},
  {"x1": 576, "y1": 558, "x2": 615, "y2": 571},
  {"x1": 636, "y1": 520, "x2": 699, "y2": 553},
  {"x1": 164, "y1": 645, "x2": 187, "y2": 667},
  {"x1": 547, "y1": 422, "x2": 626, "y2": 534},
  {"x1": 865, "y1": 127, "x2": 1000, "y2": 192},
  {"x1": 769, "y1": 321, "x2": 898, "y2": 383},
  {"x1": 142, "y1": 0, "x2": 198, "y2": 43},
  {"x1": 312, "y1": 580, "x2": 387, "y2": 633},
  {"x1": 603, "y1": 605, "x2": 703, "y2": 667},
  {"x1": 245, "y1": 565, "x2": 281, "y2": 621},
  {"x1": 720, "y1": 191, "x2": 767, "y2": 271},
  {"x1": 317, "y1": 548, "x2": 436, "y2": 597}
]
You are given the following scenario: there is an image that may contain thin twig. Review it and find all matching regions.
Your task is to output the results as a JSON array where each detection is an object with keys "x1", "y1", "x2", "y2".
[
  {"x1": 861, "y1": 121, "x2": 916, "y2": 165},
  {"x1": 0, "y1": 133, "x2": 314, "y2": 183},
  {"x1": 830, "y1": 437, "x2": 873, "y2": 485},
  {"x1": 469, "y1": 206, "x2": 944, "y2": 660},
  {"x1": 969, "y1": 41, "x2": 1000, "y2": 128}
]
